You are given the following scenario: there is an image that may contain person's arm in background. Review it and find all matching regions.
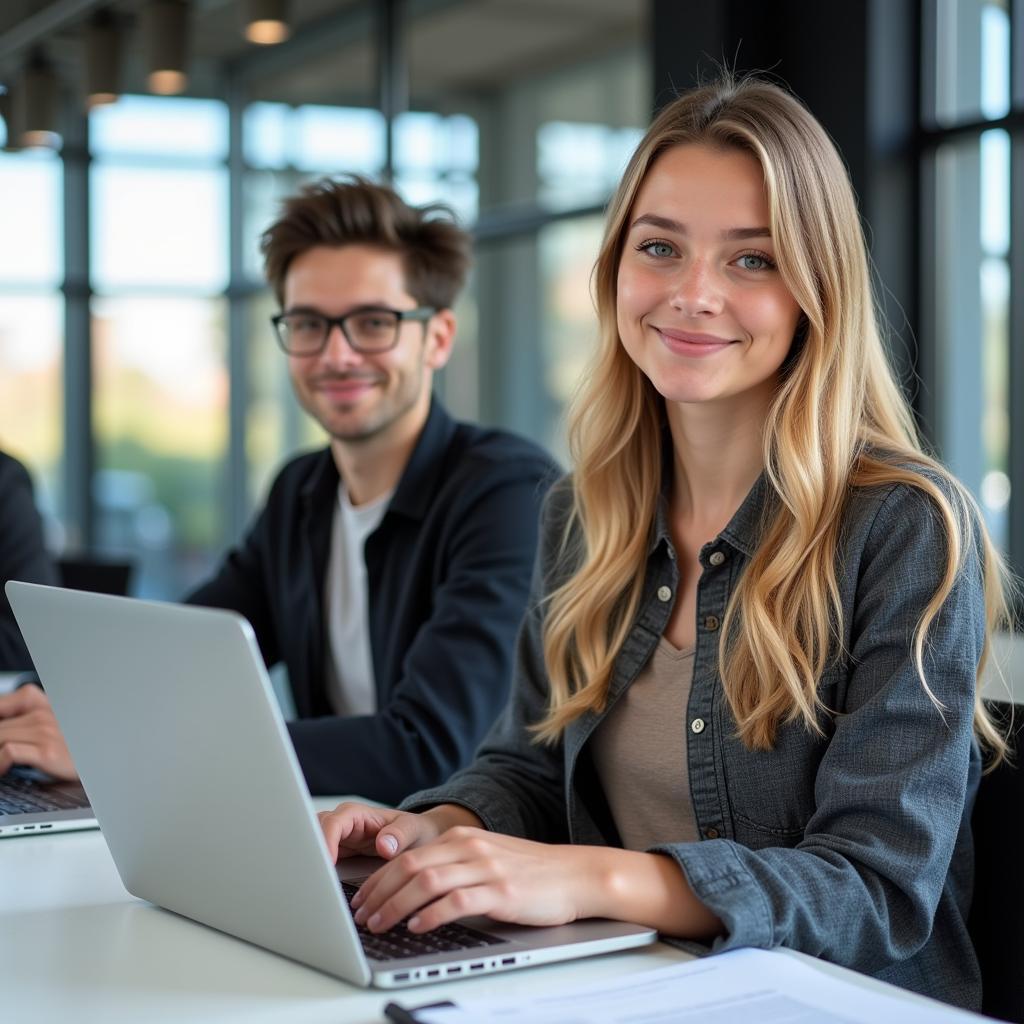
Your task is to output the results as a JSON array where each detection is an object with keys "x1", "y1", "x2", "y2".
[
  {"x1": 0, "y1": 452, "x2": 59, "y2": 671},
  {"x1": 0, "y1": 452, "x2": 70, "y2": 776},
  {"x1": 289, "y1": 454, "x2": 554, "y2": 801}
]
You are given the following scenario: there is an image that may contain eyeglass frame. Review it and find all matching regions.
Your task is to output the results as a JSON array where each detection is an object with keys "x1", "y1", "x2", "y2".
[{"x1": 270, "y1": 305, "x2": 437, "y2": 356}]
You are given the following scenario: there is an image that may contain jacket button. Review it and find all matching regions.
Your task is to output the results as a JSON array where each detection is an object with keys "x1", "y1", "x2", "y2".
[
  {"x1": 690, "y1": 717, "x2": 705, "y2": 734},
  {"x1": 709, "y1": 551, "x2": 726, "y2": 566},
  {"x1": 704, "y1": 827, "x2": 720, "y2": 840},
  {"x1": 703, "y1": 615, "x2": 720, "y2": 631},
  {"x1": 657, "y1": 585, "x2": 672, "y2": 602}
]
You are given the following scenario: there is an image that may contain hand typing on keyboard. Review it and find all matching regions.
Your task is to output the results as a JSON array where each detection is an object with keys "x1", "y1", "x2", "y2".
[
  {"x1": 340, "y1": 881, "x2": 506, "y2": 961},
  {"x1": 0, "y1": 684, "x2": 78, "y2": 780},
  {"x1": 319, "y1": 800, "x2": 620, "y2": 938}
]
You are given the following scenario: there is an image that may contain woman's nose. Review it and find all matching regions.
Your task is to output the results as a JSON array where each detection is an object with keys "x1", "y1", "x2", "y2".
[{"x1": 669, "y1": 258, "x2": 724, "y2": 318}]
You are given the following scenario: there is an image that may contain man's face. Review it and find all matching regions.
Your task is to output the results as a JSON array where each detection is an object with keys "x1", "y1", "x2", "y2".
[{"x1": 282, "y1": 244, "x2": 454, "y2": 446}]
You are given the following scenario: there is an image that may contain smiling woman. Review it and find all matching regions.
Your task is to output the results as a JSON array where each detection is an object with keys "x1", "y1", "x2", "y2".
[
  {"x1": 616, "y1": 145, "x2": 802, "y2": 413},
  {"x1": 318, "y1": 74, "x2": 1012, "y2": 1012}
]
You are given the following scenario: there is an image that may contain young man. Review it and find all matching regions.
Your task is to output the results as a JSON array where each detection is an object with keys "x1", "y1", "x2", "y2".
[{"x1": 0, "y1": 179, "x2": 557, "y2": 800}]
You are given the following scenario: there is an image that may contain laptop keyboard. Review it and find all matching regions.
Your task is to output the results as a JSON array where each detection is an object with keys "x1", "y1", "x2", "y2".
[
  {"x1": 341, "y1": 880, "x2": 508, "y2": 961},
  {"x1": 0, "y1": 768, "x2": 90, "y2": 815}
]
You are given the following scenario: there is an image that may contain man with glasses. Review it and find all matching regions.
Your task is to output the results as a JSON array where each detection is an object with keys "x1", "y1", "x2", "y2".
[{"x1": 11, "y1": 177, "x2": 556, "y2": 802}]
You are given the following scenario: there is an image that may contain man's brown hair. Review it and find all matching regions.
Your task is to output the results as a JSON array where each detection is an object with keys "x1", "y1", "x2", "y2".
[{"x1": 260, "y1": 175, "x2": 472, "y2": 308}]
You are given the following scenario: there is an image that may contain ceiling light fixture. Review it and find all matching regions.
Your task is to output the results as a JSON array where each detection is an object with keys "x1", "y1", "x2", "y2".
[
  {"x1": 244, "y1": 0, "x2": 290, "y2": 45},
  {"x1": 20, "y1": 54, "x2": 61, "y2": 150},
  {"x1": 143, "y1": 0, "x2": 189, "y2": 96},
  {"x1": 84, "y1": 10, "x2": 121, "y2": 109}
]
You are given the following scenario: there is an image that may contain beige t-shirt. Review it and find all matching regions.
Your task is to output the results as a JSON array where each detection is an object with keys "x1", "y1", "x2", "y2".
[{"x1": 590, "y1": 638, "x2": 701, "y2": 851}]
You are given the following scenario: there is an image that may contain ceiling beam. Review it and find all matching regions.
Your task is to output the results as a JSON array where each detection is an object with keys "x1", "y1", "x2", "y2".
[{"x1": 0, "y1": 0, "x2": 109, "y2": 66}]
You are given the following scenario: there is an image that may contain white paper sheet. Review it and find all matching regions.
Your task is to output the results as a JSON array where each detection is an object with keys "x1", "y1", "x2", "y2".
[{"x1": 412, "y1": 948, "x2": 982, "y2": 1023}]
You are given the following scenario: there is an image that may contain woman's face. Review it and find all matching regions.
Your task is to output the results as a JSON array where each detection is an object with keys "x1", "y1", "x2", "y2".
[{"x1": 616, "y1": 144, "x2": 803, "y2": 412}]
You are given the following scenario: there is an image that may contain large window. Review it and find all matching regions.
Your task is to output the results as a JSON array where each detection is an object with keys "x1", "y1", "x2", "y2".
[
  {"x1": 90, "y1": 96, "x2": 230, "y2": 596},
  {"x1": 0, "y1": 147, "x2": 63, "y2": 533},
  {"x1": 920, "y1": 0, "x2": 1020, "y2": 562},
  {"x1": 0, "y1": 0, "x2": 650, "y2": 599}
]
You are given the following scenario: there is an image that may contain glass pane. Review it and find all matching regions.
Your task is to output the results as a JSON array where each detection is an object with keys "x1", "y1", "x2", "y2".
[
  {"x1": 393, "y1": 111, "x2": 480, "y2": 222},
  {"x1": 980, "y1": 128, "x2": 1010, "y2": 255},
  {"x1": 0, "y1": 152, "x2": 62, "y2": 287},
  {"x1": 931, "y1": 0, "x2": 1010, "y2": 125},
  {"x1": 470, "y1": 215, "x2": 604, "y2": 462},
  {"x1": 293, "y1": 105, "x2": 385, "y2": 174},
  {"x1": 930, "y1": 131, "x2": 1010, "y2": 549},
  {"x1": 0, "y1": 293, "x2": 64, "y2": 520},
  {"x1": 394, "y1": 173, "x2": 478, "y2": 224},
  {"x1": 93, "y1": 296, "x2": 228, "y2": 597},
  {"x1": 242, "y1": 168, "x2": 305, "y2": 282},
  {"x1": 539, "y1": 216, "x2": 604, "y2": 463},
  {"x1": 90, "y1": 95, "x2": 228, "y2": 160},
  {"x1": 244, "y1": 102, "x2": 291, "y2": 169},
  {"x1": 92, "y1": 165, "x2": 229, "y2": 292},
  {"x1": 245, "y1": 292, "x2": 325, "y2": 512},
  {"x1": 537, "y1": 122, "x2": 643, "y2": 211},
  {"x1": 980, "y1": 256, "x2": 1009, "y2": 548}
]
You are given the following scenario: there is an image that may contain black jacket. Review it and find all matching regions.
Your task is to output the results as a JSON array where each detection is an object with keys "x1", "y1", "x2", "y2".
[
  {"x1": 187, "y1": 399, "x2": 558, "y2": 801},
  {"x1": 0, "y1": 451, "x2": 59, "y2": 670}
]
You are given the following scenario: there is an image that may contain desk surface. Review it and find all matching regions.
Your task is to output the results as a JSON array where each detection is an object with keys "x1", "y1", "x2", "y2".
[
  {"x1": 0, "y1": 798, "x2": 686, "y2": 1024},
  {"x1": 1, "y1": 798, "x2": 978, "y2": 1024}
]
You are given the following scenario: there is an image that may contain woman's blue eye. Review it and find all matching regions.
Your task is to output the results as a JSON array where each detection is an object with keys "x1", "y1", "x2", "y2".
[
  {"x1": 737, "y1": 253, "x2": 773, "y2": 271},
  {"x1": 639, "y1": 241, "x2": 675, "y2": 258}
]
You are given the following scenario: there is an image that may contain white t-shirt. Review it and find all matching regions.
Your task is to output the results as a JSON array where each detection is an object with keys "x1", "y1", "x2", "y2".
[{"x1": 323, "y1": 483, "x2": 391, "y2": 717}]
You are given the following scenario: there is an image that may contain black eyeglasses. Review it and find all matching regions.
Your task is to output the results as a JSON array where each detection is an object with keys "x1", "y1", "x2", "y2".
[{"x1": 270, "y1": 306, "x2": 436, "y2": 356}]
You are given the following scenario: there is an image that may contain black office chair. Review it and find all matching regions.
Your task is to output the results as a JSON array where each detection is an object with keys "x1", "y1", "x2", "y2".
[
  {"x1": 57, "y1": 556, "x2": 134, "y2": 597},
  {"x1": 969, "y1": 701, "x2": 1024, "y2": 1023}
]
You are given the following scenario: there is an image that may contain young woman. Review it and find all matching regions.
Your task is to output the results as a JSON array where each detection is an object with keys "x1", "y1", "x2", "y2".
[{"x1": 318, "y1": 76, "x2": 1010, "y2": 1009}]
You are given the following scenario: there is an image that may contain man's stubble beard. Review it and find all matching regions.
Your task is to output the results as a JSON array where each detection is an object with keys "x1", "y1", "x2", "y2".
[{"x1": 303, "y1": 359, "x2": 428, "y2": 447}]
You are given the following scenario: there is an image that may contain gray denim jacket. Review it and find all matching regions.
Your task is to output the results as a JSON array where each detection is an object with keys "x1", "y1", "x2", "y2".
[{"x1": 404, "y1": 471, "x2": 985, "y2": 1010}]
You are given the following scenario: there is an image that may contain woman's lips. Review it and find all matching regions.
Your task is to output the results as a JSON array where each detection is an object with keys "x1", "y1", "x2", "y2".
[{"x1": 655, "y1": 328, "x2": 735, "y2": 357}]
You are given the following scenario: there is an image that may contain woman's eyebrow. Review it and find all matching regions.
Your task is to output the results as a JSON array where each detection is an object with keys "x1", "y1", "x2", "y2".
[{"x1": 630, "y1": 213, "x2": 771, "y2": 240}]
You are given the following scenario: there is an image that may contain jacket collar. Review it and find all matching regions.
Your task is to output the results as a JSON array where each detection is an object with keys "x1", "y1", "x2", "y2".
[
  {"x1": 648, "y1": 461, "x2": 775, "y2": 560},
  {"x1": 299, "y1": 395, "x2": 456, "y2": 522},
  {"x1": 385, "y1": 396, "x2": 457, "y2": 521}
]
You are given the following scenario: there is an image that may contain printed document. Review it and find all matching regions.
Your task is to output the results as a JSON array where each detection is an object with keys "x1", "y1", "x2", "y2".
[{"x1": 412, "y1": 947, "x2": 982, "y2": 1023}]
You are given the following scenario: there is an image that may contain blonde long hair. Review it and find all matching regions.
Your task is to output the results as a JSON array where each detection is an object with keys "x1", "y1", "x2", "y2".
[{"x1": 537, "y1": 76, "x2": 1011, "y2": 763}]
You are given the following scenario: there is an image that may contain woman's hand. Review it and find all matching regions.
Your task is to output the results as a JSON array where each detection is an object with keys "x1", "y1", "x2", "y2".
[
  {"x1": 317, "y1": 802, "x2": 481, "y2": 862},
  {"x1": 350, "y1": 828, "x2": 611, "y2": 933},
  {"x1": 348, "y1": 828, "x2": 726, "y2": 942}
]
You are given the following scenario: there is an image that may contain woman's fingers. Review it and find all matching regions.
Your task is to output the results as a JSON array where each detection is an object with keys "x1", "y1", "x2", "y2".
[
  {"x1": 352, "y1": 827, "x2": 487, "y2": 919},
  {"x1": 319, "y1": 804, "x2": 445, "y2": 864},
  {"x1": 358, "y1": 858, "x2": 495, "y2": 932},
  {"x1": 352, "y1": 828, "x2": 584, "y2": 934},
  {"x1": 318, "y1": 803, "x2": 395, "y2": 860},
  {"x1": 374, "y1": 811, "x2": 442, "y2": 859}
]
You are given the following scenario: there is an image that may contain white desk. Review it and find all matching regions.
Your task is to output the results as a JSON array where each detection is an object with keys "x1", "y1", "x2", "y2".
[
  {"x1": 0, "y1": 798, "x2": 979, "y2": 1023},
  {"x1": 0, "y1": 798, "x2": 685, "y2": 1024}
]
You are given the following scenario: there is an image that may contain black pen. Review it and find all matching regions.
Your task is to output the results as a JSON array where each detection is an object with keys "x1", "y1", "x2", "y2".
[{"x1": 382, "y1": 999, "x2": 457, "y2": 1023}]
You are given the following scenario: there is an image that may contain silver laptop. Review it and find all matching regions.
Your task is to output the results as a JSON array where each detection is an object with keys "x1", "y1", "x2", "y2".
[
  {"x1": 0, "y1": 673, "x2": 97, "y2": 837},
  {"x1": 6, "y1": 581, "x2": 656, "y2": 988}
]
